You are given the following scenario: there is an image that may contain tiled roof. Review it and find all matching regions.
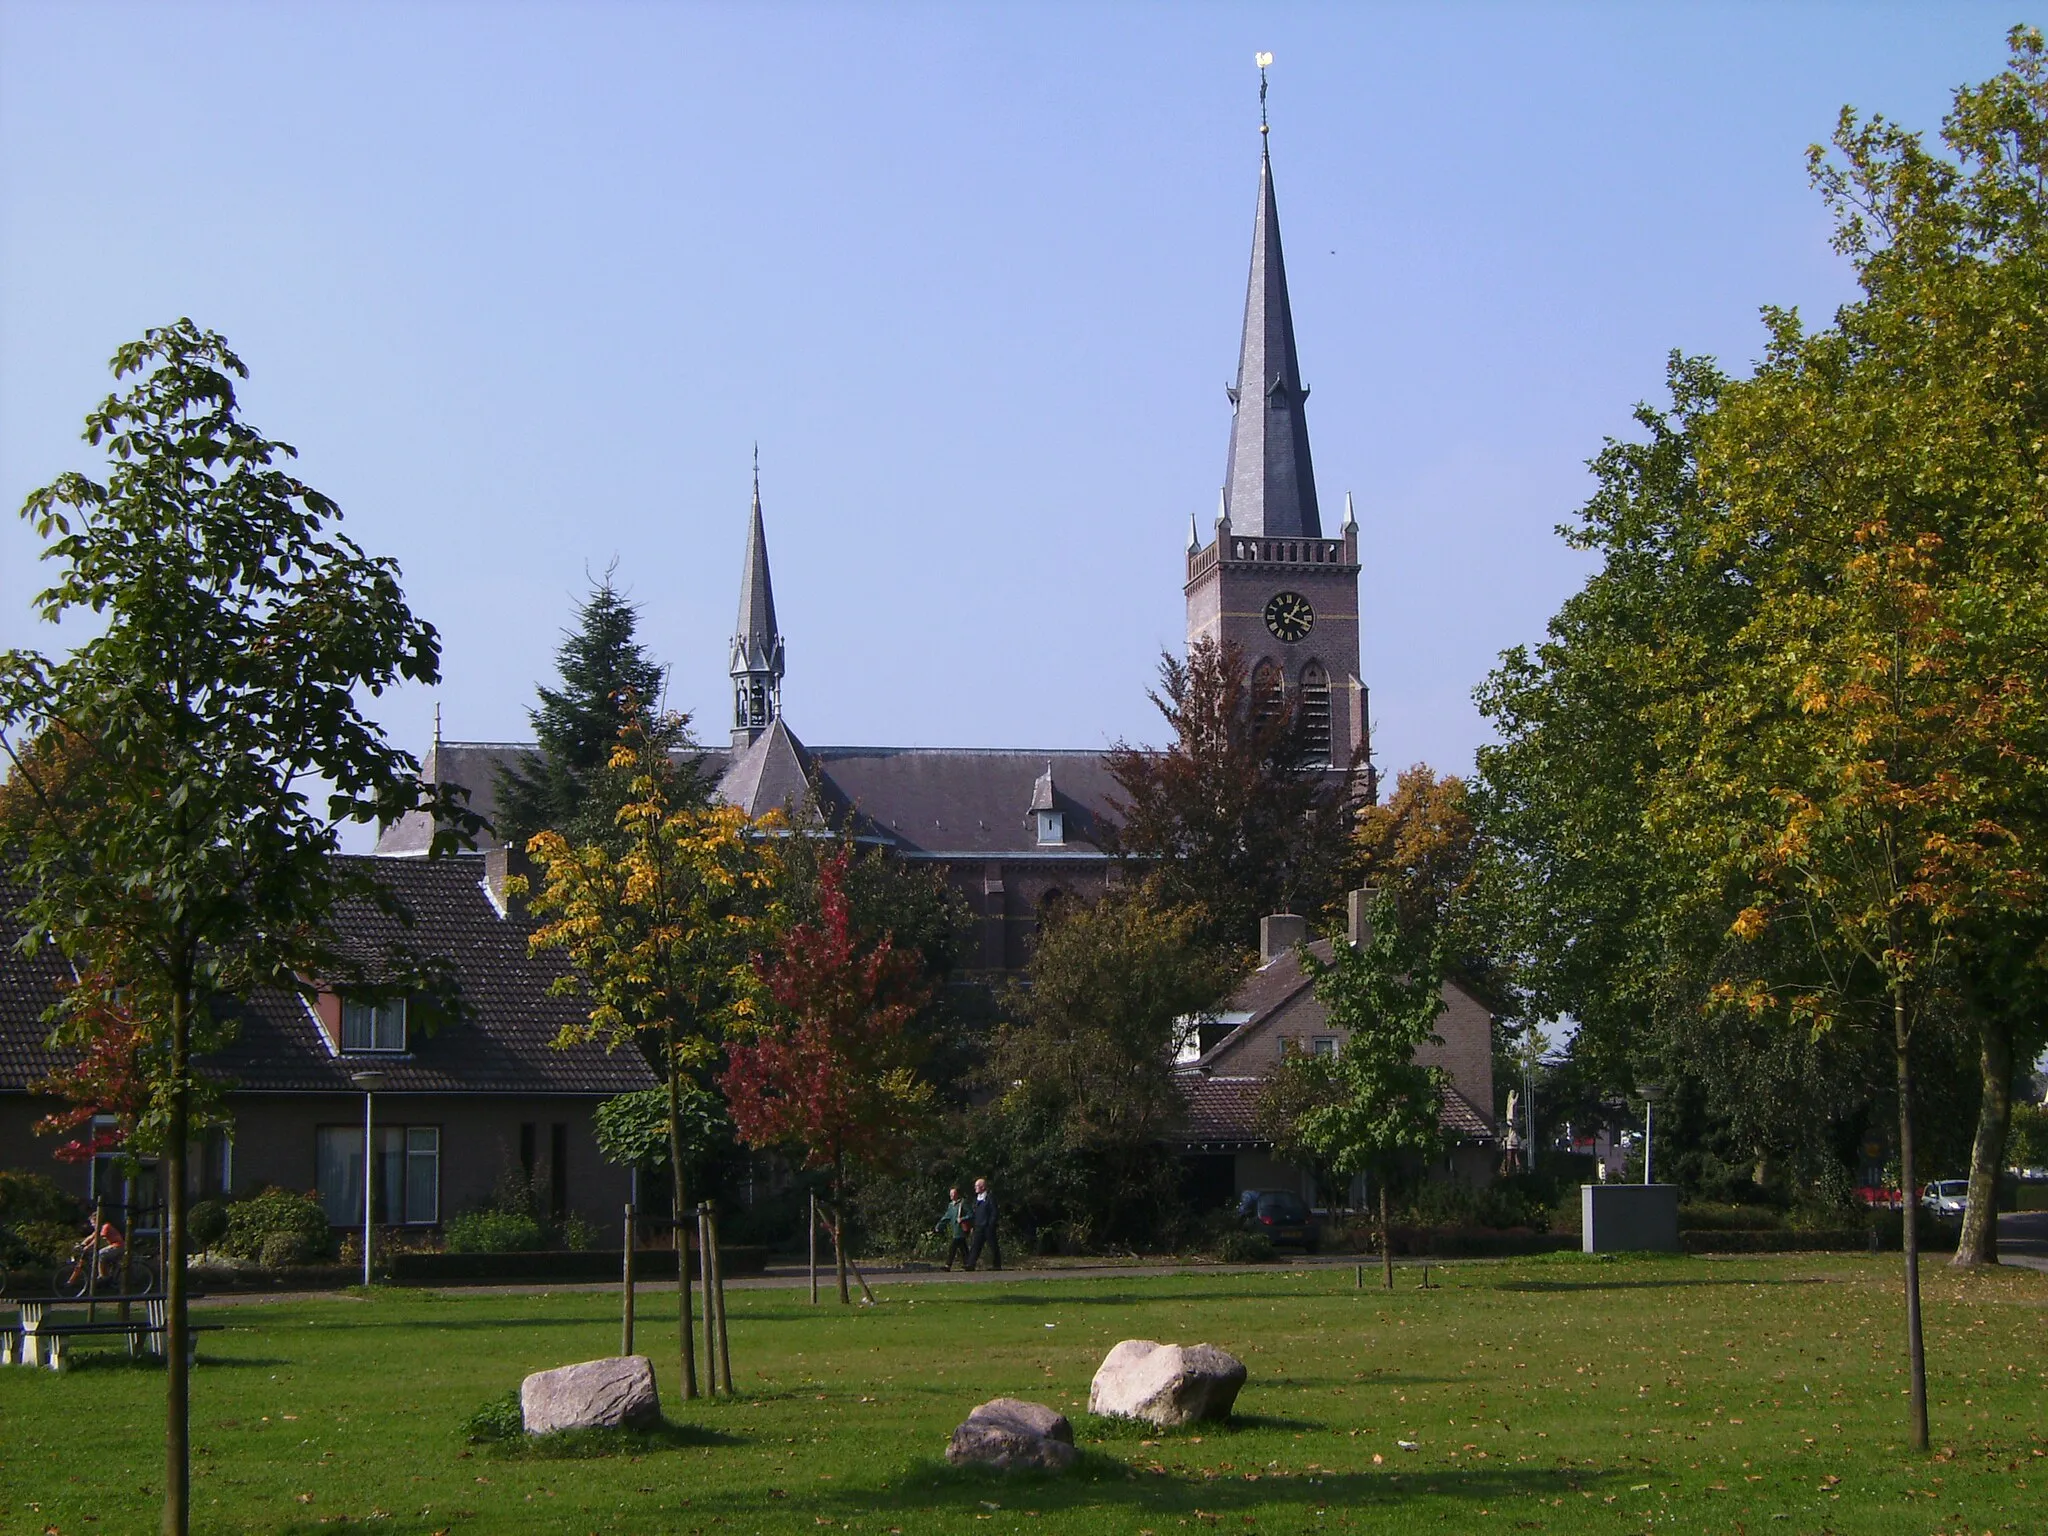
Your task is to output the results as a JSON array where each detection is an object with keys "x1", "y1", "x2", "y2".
[
  {"x1": 1174, "y1": 1072, "x2": 1496, "y2": 1146},
  {"x1": 379, "y1": 736, "x2": 1126, "y2": 862},
  {"x1": 0, "y1": 859, "x2": 656, "y2": 1098}
]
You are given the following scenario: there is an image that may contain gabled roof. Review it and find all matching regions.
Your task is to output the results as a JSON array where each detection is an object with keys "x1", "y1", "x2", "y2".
[
  {"x1": 0, "y1": 859, "x2": 656, "y2": 1099},
  {"x1": 717, "y1": 717, "x2": 818, "y2": 821},
  {"x1": 1173, "y1": 1073, "x2": 1496, "y2": 1148}
]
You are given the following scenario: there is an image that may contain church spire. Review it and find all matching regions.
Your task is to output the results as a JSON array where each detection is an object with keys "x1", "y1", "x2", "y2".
[
  {"x1": 730, "y1": 450, "x2": 785, "y2": 748},
  {"x1": 1221, "y1": 121, "x2": 1322, "y2": 539}
]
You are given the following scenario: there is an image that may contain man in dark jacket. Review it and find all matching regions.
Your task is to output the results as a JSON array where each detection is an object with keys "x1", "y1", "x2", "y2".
[{"x1": 966, "y1": 1177, "x2": 1002, "y2": 1272}]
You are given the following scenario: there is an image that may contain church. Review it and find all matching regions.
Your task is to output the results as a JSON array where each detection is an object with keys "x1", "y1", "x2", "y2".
[
  {"x1": 376, "y1": 128, "x2": 1372, "y2": 979},
  {"x1": 0, "y1": 121, "x2": 1496, "y2": 1235}
]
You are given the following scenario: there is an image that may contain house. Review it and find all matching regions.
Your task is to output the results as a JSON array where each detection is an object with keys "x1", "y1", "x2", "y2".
[
  {"x1": 0, "y1": 853, "x2": 655, "y2": 1233},
  {"x1": 1177, "y1": 898, "x2": 1498, "y2": 1209}
]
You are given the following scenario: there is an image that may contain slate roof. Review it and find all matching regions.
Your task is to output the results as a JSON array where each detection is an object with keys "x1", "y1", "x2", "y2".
[
  {"x1": 0, "y1": 859, "x2": 655, "y2": 1098},
  {"x1": 1174, "y1": 1073, "x2": 1495, "y2": 1148},
  {"x1": 376, "y1": 738, "x2": 1123, "y2": 861},
  {"x1": 1222, "y1": 142, "x2": 1321, "y2": 540}
]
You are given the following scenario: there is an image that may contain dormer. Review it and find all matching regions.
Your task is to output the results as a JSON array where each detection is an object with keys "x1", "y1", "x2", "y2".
[{"x1": 1029, "y1": 763, "x2": 1065, "y2": 847}]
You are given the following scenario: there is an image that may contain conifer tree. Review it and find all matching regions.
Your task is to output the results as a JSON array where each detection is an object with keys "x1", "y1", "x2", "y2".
[{"x1": 495, "y1": 574, "x2": 691, "y2": 848}]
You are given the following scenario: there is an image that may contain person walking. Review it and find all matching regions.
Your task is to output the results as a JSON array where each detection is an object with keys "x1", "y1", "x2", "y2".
[
  {"x1": 934, "y1": 1185, "x2": 972, "y2": 1271},
  {"x1": 965, "y1": 1177, "x2": 1002, "y2": 1272}
]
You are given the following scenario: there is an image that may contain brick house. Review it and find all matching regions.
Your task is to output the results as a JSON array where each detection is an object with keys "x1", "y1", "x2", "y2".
[
  {"x1": 1177, "y1": 901, "x2": 1499, "y2": 1210},
  {"x1": 0, "y1": 855, "x2": 654, "y2": 1232}
]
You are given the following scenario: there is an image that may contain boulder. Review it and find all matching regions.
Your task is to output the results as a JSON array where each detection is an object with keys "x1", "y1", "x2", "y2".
[
  {"x1": 520, "y1": 1355, "x2": 660, "y2": 1436},
  {"x1": 945, "y1": 1396, "x2": 1078, "y2": 1471},
  {"x1": 1087, "y1": 1339, "x2": 1246, "y2": 1426}
]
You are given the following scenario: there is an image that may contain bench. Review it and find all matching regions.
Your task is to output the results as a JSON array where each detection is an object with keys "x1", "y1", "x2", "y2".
[{"x1": 1, "y1": 1297, "x2": 222, "y2": 1371}]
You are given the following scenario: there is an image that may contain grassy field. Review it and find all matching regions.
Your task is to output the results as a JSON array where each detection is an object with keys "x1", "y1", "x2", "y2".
[{"x1": 0, "y1": 1253, "x2": 2042, "y2": 1535}]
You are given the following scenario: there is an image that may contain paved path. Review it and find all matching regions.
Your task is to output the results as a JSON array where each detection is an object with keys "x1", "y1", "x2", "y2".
[{"x1": 1997, "y1": 1209, "x2": 2048, "y2": 1273}]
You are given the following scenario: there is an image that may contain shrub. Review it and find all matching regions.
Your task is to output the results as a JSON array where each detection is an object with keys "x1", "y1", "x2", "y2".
[
  {"x1": 1212, "y1": 1228, "x2": 1276, "y2": 1263},
  {"x1": 221, "y1": 1188, "x2": 335, "y2": 1265},
  {"x1": 463, "y1": 1390, "x2": 525, "y2": 1443},
  {"x1": 444, "y1": 1208, "x2": 545, "y2": 1254},
  {"x1": 0, "y1": 1170, "x2": 83, "y2": 1267},
  {"x1": 187, "y1": 1198, "x2": 229, "y2": 1253}
]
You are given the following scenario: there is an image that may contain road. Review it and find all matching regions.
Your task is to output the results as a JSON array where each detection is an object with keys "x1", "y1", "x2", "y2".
[{"x1": 1997, "y1": 1208, "x2": 2048, "y2": 1273}]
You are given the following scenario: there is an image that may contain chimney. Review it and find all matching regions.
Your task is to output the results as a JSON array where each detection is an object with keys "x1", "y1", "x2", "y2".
[
  {"x1": 1347, "y1": 888, "x2": 1378, "y2": 950},
  {"x1": 484, "y1": 843, "x2": 536, "y2": 917},
  {"x1": 1260, "y1": 913, "x2": 1307, "y2": 966}
]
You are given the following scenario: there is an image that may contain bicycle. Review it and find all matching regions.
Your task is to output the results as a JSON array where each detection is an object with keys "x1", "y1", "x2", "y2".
[{"x1": 53, "y1": 1224, "x2": 160, "y2": 1299}]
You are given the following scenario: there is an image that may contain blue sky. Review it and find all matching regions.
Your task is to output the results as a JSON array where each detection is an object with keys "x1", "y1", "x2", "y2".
[{"x1": 0, "y1": 4, "x2": 2030, "y2": 846}]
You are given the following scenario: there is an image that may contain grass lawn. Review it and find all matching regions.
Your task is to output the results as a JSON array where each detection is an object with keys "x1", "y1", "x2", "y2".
[{"x1": 0, "y1": 1253, "x2": 2042, "y2": 1535}]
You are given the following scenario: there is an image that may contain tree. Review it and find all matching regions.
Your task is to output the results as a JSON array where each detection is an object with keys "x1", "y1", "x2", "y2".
[
  {"x1": 1254, "y1": 1052, "x2": 1349, "y2": 1205},
  {"x1": 1354, "y1": 764, "x2": 1516, "y2": 1013},
  {"x1": 1650, "y1": 29, "x2": 2048, "y2": 1446},
  {"x1": 1106, "y1": 638, "x2": 1357, "y2": 951},
  {"x1": 1294, "y1": 889, "x2": 1447, "y2": 1290},
  {"x1": 987, "y1": 881, "x2": 1242, "y2": 1248},
  {"x1": 522, "y1": 706, "x2": 780, "y2": 1395},
  {"x1": 722, "y1": 850, "x2": 932, "y2": 1303},
  {"x1": 494, "y1": 573, "x2": 692, "y2": 850},
  {"x1": 0, "y1": 321, "x2": 471, "y2": 1536}
]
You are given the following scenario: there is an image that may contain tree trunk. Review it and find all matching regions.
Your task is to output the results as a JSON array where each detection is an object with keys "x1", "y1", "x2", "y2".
[
  {"x1": 162, "y1": 989, "x2": 190, "y2": 1536},
  {"x1": 1894, "y1": 980, "x2": 1928, "y2": 1452},
  {"x1": 1953, "y1": 1010, "x2": 2011, "y2": 1268},
  {"x1": 665, "y1": 1034, "x2": 696, "y2": 1400},
  {"x1": 832, "y1": 1155, "x2": 850, "y2": 1305},
  {"x1": 1379, "y1": 1178, "x2": 1393, "y2": 1292}
]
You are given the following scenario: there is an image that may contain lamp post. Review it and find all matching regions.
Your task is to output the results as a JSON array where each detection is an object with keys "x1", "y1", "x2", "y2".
[
  {"x1": 350, "y1": 1071, "x2": 386, "y2": 1287},
  {"x1": 1638, "y1": 1082, "x2": 1663, "y2": 1185}
]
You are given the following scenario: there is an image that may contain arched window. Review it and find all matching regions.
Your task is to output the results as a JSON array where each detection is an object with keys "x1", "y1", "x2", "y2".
[
  {"x1": 1251, "y1": 659, "x2": 1284, "y2": 728},
  {"x1": 1299, "y1": 661, "x2": 1332, "y2": 767}
]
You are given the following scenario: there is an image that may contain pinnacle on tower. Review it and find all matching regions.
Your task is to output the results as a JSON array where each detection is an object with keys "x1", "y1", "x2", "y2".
[
  {"x1": 730, "y1": 458, "x2": 785, "y2": 748},
  {"x1": 1221, "y1": 136, "x2": 1321, "y2": 540}
]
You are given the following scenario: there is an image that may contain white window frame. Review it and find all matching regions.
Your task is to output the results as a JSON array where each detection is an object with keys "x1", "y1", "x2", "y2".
[{"x1": 341, "y1": 996, "x2": 408, "y2": 1053}]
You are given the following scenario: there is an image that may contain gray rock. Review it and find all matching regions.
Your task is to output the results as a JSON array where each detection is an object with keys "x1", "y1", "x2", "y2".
[
  {"x1": 1087, "y1": 1339, "x2": 1246, "y2": 1426},
  {"x1": 945, "y1": 1396, "x2": 1078, "y2": 1471},
  {"x1": 967, "y1": 1396, "x2": 1074, "y2": 1444},
  {"x1": 520, "y1": 1355, "x2": 660, "y2": 1436}
]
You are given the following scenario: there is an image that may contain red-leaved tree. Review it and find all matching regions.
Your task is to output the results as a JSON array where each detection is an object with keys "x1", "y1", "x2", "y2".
[
  {"x1": 34, "y1": 980, "x2": 158, "y2": 1164},
  {"x1": 721, "y1": 851, "x2": 931, "y2": 1303}
]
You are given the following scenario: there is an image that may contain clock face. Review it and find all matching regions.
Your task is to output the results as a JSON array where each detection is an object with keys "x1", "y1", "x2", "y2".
[{"x1": 1263, "y1": 590, "x2": 1315, "y2": 643}]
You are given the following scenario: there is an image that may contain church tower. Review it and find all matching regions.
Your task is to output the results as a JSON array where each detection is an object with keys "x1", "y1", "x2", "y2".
[
  {"x1": 1185, "y1": 124, "x2": 1368, "y2": 780},
  {"x1": 730, "y1": 461, "x2": 785, "y2": 750}
]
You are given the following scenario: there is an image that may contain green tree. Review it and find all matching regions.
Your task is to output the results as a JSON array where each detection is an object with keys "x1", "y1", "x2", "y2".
[
  {"x1": 0, "y1": 321, "x2": 472, "y2": 1536},
  {"x1": 1106, "y1": 638, "x2": 1357, "y2": 952},
  {"x1": 495, "y1": 574, "x2": 693, "y2": 850},
  {"x1": 521, "y1": 706, "x2": 781, "y2": 1398},
  {"x1": 989, "y1": 881, "x2": 1242, "y2": 1247},
  {"x1": 1651, "y1": 29, "x2": 2048, "y2": 1446},
  {"x1": 1295, "y1": 889, "x2": 1447, "y2": 1291}
]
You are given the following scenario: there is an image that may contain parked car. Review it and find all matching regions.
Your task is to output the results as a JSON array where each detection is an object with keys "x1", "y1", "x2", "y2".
[
  {"x1": 1921, "y1": 1180, "x2": 1969, "y2": 1218},
  {"x1": 1242, "y1": 1190, "x2": 1321, "y2": 1251}
]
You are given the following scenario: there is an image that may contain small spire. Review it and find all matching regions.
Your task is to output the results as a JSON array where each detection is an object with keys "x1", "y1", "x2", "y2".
[
  {"x1": 1214, "y1": 486, "x2": 1229, "y2": 529},
  {"x1": 433, "y1": 701, "x2": 442, "y2": 751},
  {"x1": 1187, "y1": 510, "x2": 1202, "y2": 553},
  {"x1": 1342, "y1": 490, "x2": 1358, "y2": 533}
]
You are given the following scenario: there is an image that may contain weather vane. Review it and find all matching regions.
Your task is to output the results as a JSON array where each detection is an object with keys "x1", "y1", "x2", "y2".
[{"x1": 1256, "y1": 51, "x2": 1272, "y2": 135}]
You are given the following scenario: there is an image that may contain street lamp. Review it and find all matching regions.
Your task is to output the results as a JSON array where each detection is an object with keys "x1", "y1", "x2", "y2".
[
  {"x1": 1638, "y1": 1082, "x2": 1664, "y2": 1186},
  {"x1": 350, "y1": 1071, "x2": 386, "y2": 1287}
]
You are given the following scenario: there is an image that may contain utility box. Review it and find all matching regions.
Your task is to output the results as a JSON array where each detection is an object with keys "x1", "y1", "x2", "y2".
[{"x1": 1582, "y1": 1184, "x2": 1680, "y2": 1253}]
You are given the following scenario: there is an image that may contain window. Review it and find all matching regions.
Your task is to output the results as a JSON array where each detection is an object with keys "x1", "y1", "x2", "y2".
[
  {"x1": 1252, "y1": 660, "x2": 1284, "y2": 727},
  {"x1": 1310, "y1": 1036, "x2": 1339, "y2": 1059},
  {"x1": 1035, "y1": 809, "x2": 1065, "y2": 846},
  {"x1": 1298, "y1": 661, "x2": 1332, "y2": 767},
  {"x1": 341, "y1": 997, "x2": 407, "y2": 1052},
  {"x1": 317, "y1": 1124, "x2": 440, "y2": 1226}
]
